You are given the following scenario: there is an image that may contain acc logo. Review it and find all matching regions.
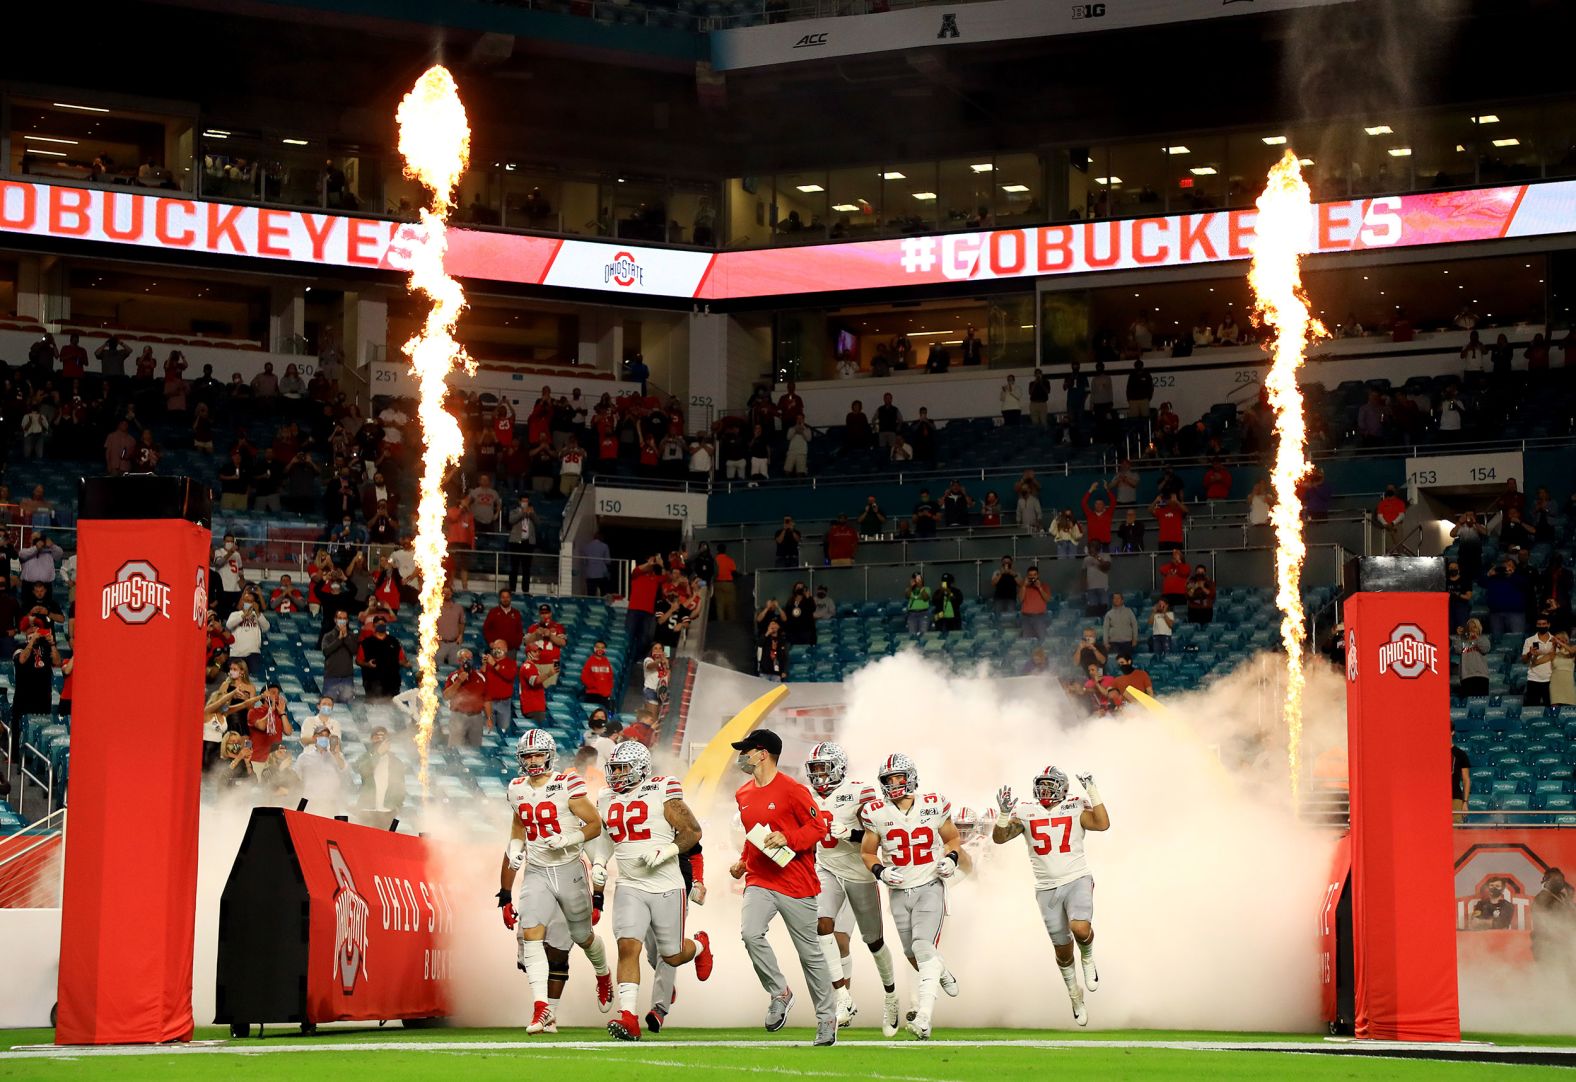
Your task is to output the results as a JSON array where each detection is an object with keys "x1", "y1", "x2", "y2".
[
  {"x1": 1072, "y1": 3, "x2": 1106, "y2": 16},
  {"x1": 101, "y1": 560, "x2": 172, "y2": 625},
  {"x1": 937, "y1": 12, "x2": 960, "y2": 38},
  {"x1": 793, "y1": 32, "x2": 828, "y2": 48},
  {"x1": 1377, "y1": 623, "x2": 1438, "y2": 679},
  {"x1": 329, "y1": 842, "x2": 371, "y2": 995},
  {"x1": 604, "y1": 252, "x2": 644, "y2": 288},
  {"x1": 1345, "y1": 626, "x2": 1358, "y2": 683}
]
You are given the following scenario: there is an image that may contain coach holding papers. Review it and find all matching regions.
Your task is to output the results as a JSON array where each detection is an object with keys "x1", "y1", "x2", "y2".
[{"x1": 730, "y1": 729, "x2": 838, "y2": 1046}]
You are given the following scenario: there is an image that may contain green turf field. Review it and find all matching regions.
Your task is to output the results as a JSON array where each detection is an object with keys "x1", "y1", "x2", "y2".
[{"x1": 4, "y1": 1027, "x2": 1575, "y2": 1081}]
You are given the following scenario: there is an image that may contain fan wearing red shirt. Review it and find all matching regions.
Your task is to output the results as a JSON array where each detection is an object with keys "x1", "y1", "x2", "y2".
[
  {"x1": 581, "y1": 640, "x2": 616, "y2": 706},
  {"x1": 246, "y1": 685, "x2": 293, "y2": 774},
  {"x1": 824, "y1": 514, "x2": 859, "y2": 566},
  {"x1": 1151, "y1": 494, "x2": 1188, "y2": 548},
  {"x1": 493, "y1": 405, "x2": 516, "y2": 448},
  {"x1": 481, "y1": 639, "x2": 518, "y2": 734},
  {"x1": 518, "y1": 645, "x2": 548, "y2": 725},
  {"x1": 525, "y1": 604, "x2": 566, "y2": 683},
  {"x1": 729, "y1": 729, "x2": 837, "y2": 1041},
  {"x1": 1159, "y1": 549, "x2": 1191, "y2": 607},
  {"x1": 626, "y1": 555, "x2": 664, "y2": 667},
  {"x1": 598, "y1": 429, "x2": 620, "y2": 462},
  {"x1": 1081, "y1": 482, "x2": 1114, "y2": 552},
  {"x1": 482, "y1": 590, "x2": 526, "y2": 654},
  {"x1": 777, "y1": 382, "x2": 805, "y2": 428},
  {"x1": 1202, "y1": 460, "x2": 1232, "y2": 502},
  {"x1": 269, "y1": 575, "x2": 306, "y2": 615},
  {"x1": 1376, "y1": 484, "x2": 1407, "y2": 546}
]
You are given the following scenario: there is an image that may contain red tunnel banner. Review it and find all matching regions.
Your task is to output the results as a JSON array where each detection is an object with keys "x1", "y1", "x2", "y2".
[
  {"x1": 56, "y1": 515, "x2": 211, "y2": 1045},
  {"x1": 1344, "y1": 591, "x2": 1460, "y2": 1042}
]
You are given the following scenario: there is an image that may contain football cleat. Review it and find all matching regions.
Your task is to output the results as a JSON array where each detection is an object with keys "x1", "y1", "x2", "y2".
[
  {"x1": 882, "y1": 991, "x2": 901, "y2": 1037},
  {"x1": 907, "y1": 1012, "x2": 932, "y2": 1041},
  {"x1": 939, "y1": 968, "x2": 959, "y2": 997},
  {"x1": 1071, "y1": 996, "x2": 1088, "y2": 1027},
  {"x1": 1083, "y1": 956, "x2": 1099, "y2": 992},
  {"x1": 645, "y1": 1008, "x2": 665, "y2": 1034},
  {"x1": 835, "y1": 988, "x2": 857, "y2": 1029},
  {"x1": 693, "y1": 931, "x2": 714, "y2": 981},
  {"x1": 607, "y1": 1010, "x2": 642, "y2": 1041},
  {"x1": 527, "y1": 1001, "x2": 555, "y2": 1034},
  {"x1": 596, "y1": 972, "x2": 614, "y2": 1013}
]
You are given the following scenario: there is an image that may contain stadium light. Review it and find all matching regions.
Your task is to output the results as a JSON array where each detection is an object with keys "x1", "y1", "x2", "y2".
[
  {"x1": 796, "y1": 184, "x2": 825, "y2": 192},
  {"x1": 970, "y1": 163, "x2": 994, "y2": 172},
  {"x1": 1000, "y1": 184, "x2": 1030, "y2": 193},
  {"x1": 882, "y1": 171, "x2": 905, "y2": 180},
  {"x1": 27, "y1": 149, "x2": 68, "y2": 157},
  {"x1": 831, "y1": 203, "x2": 860, "y2": 212},
  {"x1": 1364, "y1": 125, "x2": 1393, "y2": 135},
  {"x1": 1473, "y1": 114, "x2": 1500, "y2": 124},
  {"x1": 282, "y1": 138, "x2": 309, "y2": 146},
  {"x1": 24, "y1": 135, "x2": 78, "y2": 145},
  {"x1": 911, "y1": 192, "x2": 937, "y2": 201},
  {"x1": 1387, "y1": 147, "x2": 1412, "y2": 157},
  {"x1": 1262, "y1": 136, "x2": 1288, "y2": 145},
  {"x1": 1094, "y1": 176, "x2": 1121, "y2": 185},
  {"x1": 1491, "y1": 138, "x2": 1519, "y2": 148},
  {"x1": 53, "y1": 101, "x2": 110, "y2": 112},
  {"x1": 1166, "y1": 146, "x2": 1190, "y2": 155},
  {"x1": 1190, "y1": 167, "x2": 1217, "y2": 176}
]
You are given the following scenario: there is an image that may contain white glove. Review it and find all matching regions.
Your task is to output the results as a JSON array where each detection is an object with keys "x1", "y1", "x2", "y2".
[
  {"x1": 641, "y1": 843, "x2": 680, "y2": 869},
  {"x1": 590, "y1": 862, "x2": 607, "y2": 888},
  {"x1": 877, "y1": 865, "x2": 905, "y2": 888},
  {"x1": 1077, "y1": 772, "x2": 1103, "y2": 806},
  {"x1": 542, "y1": 830, "x2": 576, "y2": 852},
  {"x1": 936, "y1": 855, "x2": 958, "y2": 880},
  {"x1": 827, "y1": 818, "x2": 852, "y2": 841}
]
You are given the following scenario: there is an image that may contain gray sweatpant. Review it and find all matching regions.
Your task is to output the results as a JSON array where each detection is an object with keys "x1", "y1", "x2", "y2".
[{"x1": 741, "y1": 885, "x2": 837, "y2": 1024}]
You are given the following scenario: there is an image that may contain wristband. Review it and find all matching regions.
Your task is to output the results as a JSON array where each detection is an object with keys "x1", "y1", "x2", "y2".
[
  {"x1": 995, "y1": 811, "x2": 1012, "y2": 828},
  {"x1": 495, "y1": 888, "x2": 512, "y2": 907},
  {"x1": 946, "y1": 850, "x2": 960, "y2": 865},
  {"x1": 870, "y1": 862, "x2": 885, "y2": 881},
  {"x1": 1083, "y1": 782, "x2": 1103, "y2": 806},
  {"x1": 849, "y1": 828, "x2": 866, "y2": 843}
]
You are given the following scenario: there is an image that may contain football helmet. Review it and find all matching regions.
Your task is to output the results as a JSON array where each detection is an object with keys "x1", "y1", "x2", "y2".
[
  {"x1": 1034, "y1": 765, "x2": 1069, "y2": 808},
  {"x1": 952, "y1": 806, "x2": 977, "y2": 834},
  {"x1": 517, "y1": 729, "x2": 556, "y2": 777},
  {"x1": 877, "y1": 753, "x2": 919, "y2": 801},
  {"x1": 805, "y1": 741, "x2": 848, "y2": 795},
  {"x1": 608, "y1": 741, "x2": 653, "y2": 794}
]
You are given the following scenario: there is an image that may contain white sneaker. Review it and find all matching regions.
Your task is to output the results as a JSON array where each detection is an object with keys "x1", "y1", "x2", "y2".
[
  {"x1": 882, "y1": 992, "x2": 901, "y2": 1037},
  {"x1": 939, "y1": 969, "x2": 959, "y2": 998},
  {"x1": 1071, "y1": 996, "x2": 1088, "y2": 1028},
  {"x1": 835, "y1": 989, "x2": 858, "y2": 1029},
  {"x1": 1082, "y1": 955, "x2": 1099, "y2": 992},
  {"x1": 907, "y1": 1012, "x2": 932, "y2": 1041}
]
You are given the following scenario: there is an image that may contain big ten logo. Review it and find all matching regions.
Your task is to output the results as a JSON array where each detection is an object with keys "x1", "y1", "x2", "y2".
[
  {"x1": 101, "y1": 560, "x2": 172, "y2": 625},
  {"x1": 1072, "y1": 3, "x2": 1106, "y2": 17},
  {"x1": 1454, "y1": 844, "x2": 1544, "y2": 931},
  {"x1": 328, "y1": 842, "x2": 371, "y2": 994}
]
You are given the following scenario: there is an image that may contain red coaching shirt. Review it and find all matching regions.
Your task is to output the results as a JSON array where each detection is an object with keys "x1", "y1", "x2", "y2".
[{"x1": 735, "y1": 771, "x2": 830, "y2": 898}]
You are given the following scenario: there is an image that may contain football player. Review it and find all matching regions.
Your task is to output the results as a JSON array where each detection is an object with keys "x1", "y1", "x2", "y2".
[
  {"x1": 499, "y1": 729, "x2": 614, "y2": 1032},
  {"x1": 587, "y1": 741, "x2": 714, "y2": 1041},
  {"x1": 859, "y1": 753, "x2": 963, "y2": 1040},
  {"x1": 645, "y1": 841, "x2": 706, "y2": 1034},
  {"x1": 805, "y1": 741, "x2": 901, "y2": 1032},
  {"x1": 993, "y1": 766, "x2": 1109, "y2": 1026}
]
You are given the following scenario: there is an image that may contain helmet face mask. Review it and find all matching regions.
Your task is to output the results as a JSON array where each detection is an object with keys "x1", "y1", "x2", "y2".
[
  {"x1": 1034, "y1": 766, "x2": 1069, "y2": 808},
  {"x1": 516, "y1": 729, "x2": 556, "y2": 777},
  {"x1": 805, "y1": 741, "x2": 847, "y2": 795}
]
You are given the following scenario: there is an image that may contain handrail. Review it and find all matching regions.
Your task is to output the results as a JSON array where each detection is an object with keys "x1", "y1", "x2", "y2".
[{"x1": 0, "y1": 809, "x2": 65, "y2": 874}]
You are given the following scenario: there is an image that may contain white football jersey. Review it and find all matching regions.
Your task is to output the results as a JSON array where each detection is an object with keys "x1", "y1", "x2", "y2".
[
  {"x1": 507, "y1": 772, "x2": 588, "y2": 868},
  {"x1": 861, "y1": 791, "x2": 953, "y2": 890},
  {"x1": 598, "y1": 775, "x2": 685, "y2": 894},
  {"x1": 814, "y1": 777, "x2": 877, "y2": 883},
  {"x1": 1010, "y1": 796, "x2": 1093, "y2": 889}
]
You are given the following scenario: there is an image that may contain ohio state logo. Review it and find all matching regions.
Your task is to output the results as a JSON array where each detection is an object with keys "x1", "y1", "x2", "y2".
[
  {"x1": 100, "y1": 560, "x2": 172, "y2": 625},
  {"x1": 604, "y1": 252, "x2": 644, "y2": 287},
  {"x1": 1377, "y1": 623, "x2": 1438, "y2": 679},
  {"x1": 329, "y1": 842, "x2": 370, "y2": 995},
  {"x1": 192, "y1": 566, "x2": 209, "y2": 626}
]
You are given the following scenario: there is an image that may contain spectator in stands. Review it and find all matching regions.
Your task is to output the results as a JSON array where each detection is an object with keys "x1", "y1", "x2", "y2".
[
  {"x1": 95, "y1": 335, "x2": 130, "y2": 376},
  {"x1": 505, "y1": 496, "x2": 538, "y2": 595},
  {"x1": 812, "y1": 584, "x2": 835, "y2": 622},
  {"x1": 245, "y1": 684, "x2": 292, "y2": 778},
  {"x1": 218, "y1": 730, "x2": 256, "y2": 790},
  {"x1": 481, "y1": 639, "x2": 519, "y2": 734},
  {"x1": 352, "y1": 727, "x2": 406, "y2": 823},
  {"x1": 1050, "y1": 509, "x2": 1083, "y2": 558},
  {"x1": 103, "y1": 419, "x2": 137, "y2": 476},
  {"x1": 962, "y1": 326, "x2": 984, "y2": 367},
  {"x1": 1028, "y1": 370, "x2": 1052, "y2": 427},
  {"x1": 1152, "y1": 494, "x2": 1188, "y2": 550},
  {"x1": 824, "y1": 513, "x2": 858, "y2": 566},
  {"x1": 979, "y1": 490, "x2": 1004, "y2": 527},
  {"x1": 1522, "y1": 618, "x2": 1556, "y2": 708},
  {"x1": 1063, "y1": 362, "x2": 1088, "y2": 423},
  {"x1": 357, "y1": 618, "x2": 406, "y2": 701},
  {"x1": 251, "y1": 362, "x2": 280, "y2": 402},
  {"x1": 1111, "y1": 656, "x2": 1153, "y2": 701},
  {"x1": 19, "y1": 534, "x2": 64, "y2": 589},
  {"x1": 442, "y1": 649, "x2": 488, "y2": 746},
  {"x1": 1102, "y1": 593, "x2": 1138, "y2": 662},
  {"x1": 1451, "y1": 513, "x2": 1486, "y2": 583},
  {"x1": 1456, "y1": 619, "x2": 1490, "y2": 697},
  {"x1": 747, "y1": 423, "x2": 771, "y2": 479},
  {"x1": 1148, "y1": 599, "x2": 1176, "y2": 655},
  {"x1": 1374, "y1": 485, "x2": 1408, "y2": 550},
  {"x1": 1089, "y1": 361, "x2": 1114, "y2": 420},
  {"x1": 1015, "y1": 469, "x2": 1043, "y2": 533},
  {"x1": 526, "y1": 603, "x2": 566, "y2": 686},
  {"x1": 1108, "y1": 460, "x2": 1140, "y2": 507},
  {"x1": 580, "y1": 531, "x2": 612, "y2": 598},
  {"x1": 515, "y1": 642, "x2": 548, "y2": 730},
  {"x1": 709, "y1": 543, "x2": 737, "y2": 621},
  {"x1": 1159, "y1": 549, "x2": 1191, "y2": 609},
  {"x1": 1501, "y1": 507, "x2": 1532, "y2": 551},
  {"x1": 643, "y1": 643, "x2": 671, "y2": 706},
  {"x1": 1010, "y1": 563, "x2": 1046, "y2": 640},
  {"x1": 1217, "y1": 314, "x2": 1241, "y2": 346},
  {"x1": 268, "y1": 574, "x2": 304, "y2": 615},
  {"x1": 685, "y1": 438, "x2": 712, "y2": 485},
  {"x1": 989, "y1": 556, "x2": 1020, "y2": 616},
  {"x1": 843, "y1": 400, "x2": 874, "y2": 453},
  {"x1": 782, "y1": 583, "x2": 817, "y2": 647},
  {"x1": 903, "y1": 572, "x2": 932, "y2": 635},
  {"x1": 318, "y1": 610, "x2": 357, "y2": 703},
  {"x1": 226, "y1": 595, "x2": 270, "y2": 666},
  {"x1": 757, "y1": 620, "x2": 789, "y2": 682},
  {"x1": 1186, "y1": 566, "x2": 1217, "y2": 625},
  {"x1": 719, "y1": 424, "x2": 746, "y2": 480},
  {"x1": 913, "y1": 489, "x2": 940, "y2": 538},
  {"x1": 774, "y1": 518, "x2": 801, "y2": 567},
  {"x1": 1000, "y1": 375, "x2": 1023, "y2": 425},
  {"x1": 280, "y1": 364, "x2": 306, "y2": 400},
  {"x1": 258, "y1": 745, "x2": 303, "y2": 807},
  {"x1": 857, "y1": 496, "x2": 887, "y2": 538},
  {"x1": 1202, "y1": 459, "x2": 1232, "y2": 503},
  {"x1": 11, "y1": 621, "x2": 60, "y2": 719},
  {"x1": 1551, "y1": 633, "x2": 1576, "y2": 708},
  {"x1": 1114, "y1": 509, "x2": 1145, "y2": 553},
  {"x1": 1484, "y1": 555, "x2": 1529, "y2": 639},
  {"x1": 889, "y1": 434, "x2": 913, "y2": 462},
  {"x1": 909, "y1": 407, "x2": 937, "y2": 465},
  {"x1": 931, "y1": 573, "x2": 963, "y2": 633},
  {"x1": 1082, "y1": 482, "x2": 1114, "y2": 552},
  {"x1": 941, "y1": 480, "x2": 973, "y2": 528},
  {"x1": 296, "y1": 725, "x2": 349, "y2": 816},
  {"x1": 1083, "y1": 545, "x2": 1111, "y2": 617},
  {"x1": 1126, "y1": 360, "x2": 1154, "y2": 418},
  {"x1": 579, "y1": 639, "x2": 615, "y2": 708},
  {"x1": 20, "y1": 403, "x2": 49, "y2": 460},
  {"x1": 783, "y1": 419, "x2": 811, "y2": 476},
  {"x1": 1072, "y1": 628, "x2": 1106, "y2": 677},
  {"x1": 1446, "y1": 562, "x2": 1473, "y2": 633},
  {"x1": 625, "y1": 555, "x2": 664, "y2": 665}
]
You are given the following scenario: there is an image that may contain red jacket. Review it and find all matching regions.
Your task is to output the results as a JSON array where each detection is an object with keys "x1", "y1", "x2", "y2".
[
  {"x1": 519, "y1": 660, "x2": 547, "y2": 713},
  {"x1": 735, "y1": 771, "x2": 830, "y2": 899},
  {"x1": 1081, "y1": 492, "x2": 1113, "y2": 545},
  {"x1": 482, "y1": 606, "x2": 525, "y2": 652},
  {"x1": 483, "y1": 655, "x2": 517, "y2": 701},
  {"x1": 1202, "y1": 466, "x2": 1232, "y2": 501},
  {"x1": 825, "y1": 523, "x2": 858, "y2": 562},
  {"x1": 581, "y1": 653, "x2": 615, "y2": 699},
  {"x1": 629, "y1": 566, "x2": 661, "y2": 614},
  {"x1": 1154, "y1": 504, "x2": 1187, "y2": 545},
  {"x1": 1160, "y1": 560, "x2": 1191, "y2": 596}
]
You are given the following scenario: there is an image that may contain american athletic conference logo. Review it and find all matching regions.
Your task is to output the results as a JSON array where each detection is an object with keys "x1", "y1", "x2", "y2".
[
  {"x1": 100, "y1": 560, "x2": 173, "y2": 625},
  {"x1": 328, "y1": 842, "x2": 371, "y2": 995},
  {"x1": 604, "y1": 251, "x2": 644, "y2": 287},
  {"x1": 1377, "y1": 623, "x2": 1439, "y2": 679}
]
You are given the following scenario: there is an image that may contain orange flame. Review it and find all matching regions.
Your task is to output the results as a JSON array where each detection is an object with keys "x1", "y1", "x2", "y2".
[
  {"x1": 396, "y1": 66, "x2": 473, "y2": 790},
  {"x1": 1247, "y1": 149, "x2": 1327, "y2": 803}
]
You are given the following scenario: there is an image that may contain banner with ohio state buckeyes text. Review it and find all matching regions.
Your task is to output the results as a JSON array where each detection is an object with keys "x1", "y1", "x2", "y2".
[{"x1": 282, "y1": 811, "x2": 454, "y2": 1023}]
